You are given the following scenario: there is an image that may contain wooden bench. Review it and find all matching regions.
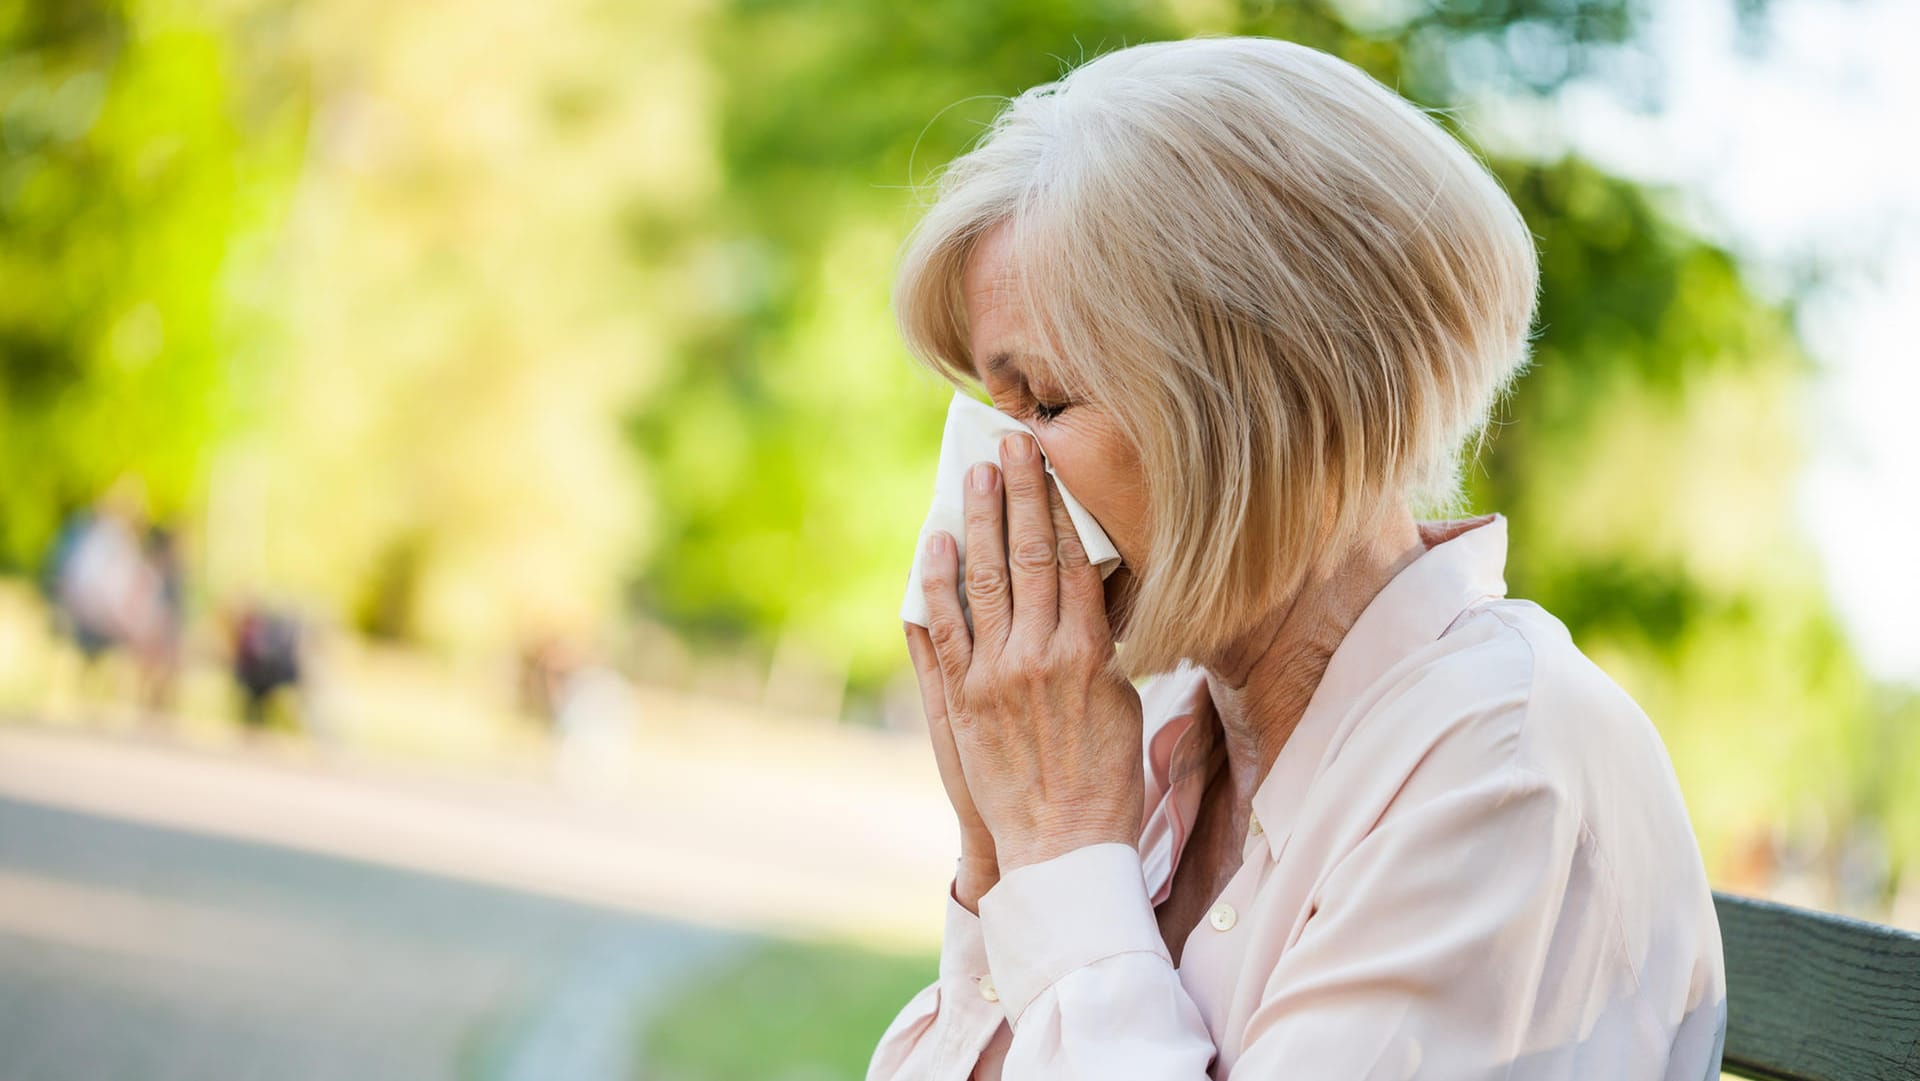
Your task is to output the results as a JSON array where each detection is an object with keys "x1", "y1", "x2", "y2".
[{"x1": 1714, "y1": 891, "x2": 1920, "y2": 1080}]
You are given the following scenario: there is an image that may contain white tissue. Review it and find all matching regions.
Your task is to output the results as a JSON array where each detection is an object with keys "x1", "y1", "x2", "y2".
[{"x1": 900, "y1": 390, "x2": 1123, "y2": 630}]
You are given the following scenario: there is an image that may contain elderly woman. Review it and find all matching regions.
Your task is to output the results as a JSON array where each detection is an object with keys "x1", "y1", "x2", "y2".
[{"x1": 871, "y1": 35, "x2": 1726, "y2": 1081}]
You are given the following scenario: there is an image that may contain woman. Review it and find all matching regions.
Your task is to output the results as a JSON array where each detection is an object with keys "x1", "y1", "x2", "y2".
[{"x1": 873, "y1": 35, "x2": 1726, "y2": 1081}]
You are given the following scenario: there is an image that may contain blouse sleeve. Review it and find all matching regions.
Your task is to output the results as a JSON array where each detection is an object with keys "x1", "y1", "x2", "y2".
[
  {"x1": 974, "y1": 842, "x2": 1220, "y2": 1079},
  {"x1": 864, "y1": 860, "x2": 1013, "y2": 1081}
]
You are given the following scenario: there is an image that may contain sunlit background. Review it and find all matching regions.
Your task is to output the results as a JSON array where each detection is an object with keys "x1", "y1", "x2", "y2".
[{"x1": 1, "y1": 0, "x2": 1915, "y2": 1077}]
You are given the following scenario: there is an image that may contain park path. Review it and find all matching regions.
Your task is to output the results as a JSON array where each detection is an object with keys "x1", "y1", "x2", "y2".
[{"x1": 0, "y1": 719, "x2": 956, "y2": 1080}]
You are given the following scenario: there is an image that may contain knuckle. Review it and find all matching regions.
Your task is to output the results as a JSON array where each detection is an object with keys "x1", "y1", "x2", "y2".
[
  {"x1": 965, "y1": 558, "x2": 1005, "y2": 596},
  {"x1": 928, "y1": 617, "x2": 967, "y2": 653},
  {"x1": 1011, "y1": 538, "x2": 1056, "y2": 572},
  {"x1": 1017, "y1": 650, "x2": 1054, "y2": 684},
  {"x1": 1005, "y1": 467, "x2": 1045, "y2": 497},
  {"x1": 1057, "y1": 536, "x2": 1088, "y2": 566}
]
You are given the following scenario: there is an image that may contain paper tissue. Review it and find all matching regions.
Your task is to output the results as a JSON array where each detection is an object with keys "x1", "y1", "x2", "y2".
[{"x1": 900, "y1": 390, "x2": 1123, "y2": 630}]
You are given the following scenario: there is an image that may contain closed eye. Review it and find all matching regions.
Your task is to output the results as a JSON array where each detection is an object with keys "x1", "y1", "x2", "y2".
[{"x1": 1031, "y1": 396, "x2": 1070, "y2": 423}]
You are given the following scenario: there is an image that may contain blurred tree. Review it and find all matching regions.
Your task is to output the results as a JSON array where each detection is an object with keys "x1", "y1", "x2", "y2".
[
  {"x1": 199, "y1": 0, "x2": 689, "y2": 651},
  {"x1": 2, "y1": 0, "x2": 703, "y2": 654},
  {"x1": 0, "y1": 0, "x2": 304, "y2": 569}
]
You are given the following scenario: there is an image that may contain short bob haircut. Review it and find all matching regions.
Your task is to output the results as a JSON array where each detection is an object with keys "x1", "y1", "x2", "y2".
[{"x1": 894, "y1": 36, "x2": 1542, "y2": 680}]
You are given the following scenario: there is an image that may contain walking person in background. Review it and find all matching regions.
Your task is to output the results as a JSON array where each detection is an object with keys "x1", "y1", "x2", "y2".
[
  {"x1": 519, "y1": 631, "x2": 643, "y2": 791},
  {"x1": 226, "y1": 601, "x2": 304, "y2": 730},
  {"x1": 872, "y1": 36, "x2": 1724, "y2": 1080},
  {"x1": 44, "y1": 481, "x2": 172, "y2": 715}
]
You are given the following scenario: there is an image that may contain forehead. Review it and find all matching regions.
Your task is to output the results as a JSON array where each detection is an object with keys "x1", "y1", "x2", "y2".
[
  {"x1": 960, "y1": 222, "x2": 1044, "y2": 383},
  {"x1": 961, "y1": 220, "x2": 1022, "y2": 303}
]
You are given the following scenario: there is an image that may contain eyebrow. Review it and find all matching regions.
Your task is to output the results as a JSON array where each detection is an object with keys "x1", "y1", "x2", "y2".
[{"x1": 984, "y1": 350, "x2": 1045, "y2": 379}]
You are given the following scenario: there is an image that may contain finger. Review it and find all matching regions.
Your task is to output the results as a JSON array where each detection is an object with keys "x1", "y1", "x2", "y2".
[
  {"x1": 1000, "y1": 431, "x2": 1058, "y2": 641},
  {"x1": 1045, "y1": 473, "x2": 1111, "y2": 645},
  {"x1": 961, "y1": 459, "x2": 1012, "y2": 662},
  {"x1": 904, "y1": 620, "x2": 970, "y2": 792},
  {"x1": 903, "y1": 621, "x2": 948, "y2": 728},
  {"x1": 918, "y1": 529, "x2": 974, "y2": 690}
]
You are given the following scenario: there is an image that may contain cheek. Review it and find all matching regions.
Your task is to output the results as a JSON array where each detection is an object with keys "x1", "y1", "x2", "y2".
[{"x1": 1039, "y1": 436, "x2": 1146, "y2": 555}]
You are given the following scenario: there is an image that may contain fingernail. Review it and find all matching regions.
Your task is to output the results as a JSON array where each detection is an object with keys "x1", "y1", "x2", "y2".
[
  {"x1": 924, "y1": 531, "x2": 947, "y2": 563},
  {"x1": 969, "y1": 462, "x2": 995, "y2": 492},
  {"x1": 1002, "y1": 432, "x2": 1034, "y2": 462}
]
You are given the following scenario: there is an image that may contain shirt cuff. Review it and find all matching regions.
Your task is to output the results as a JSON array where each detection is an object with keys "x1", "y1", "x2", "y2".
[
  {"x1": 937, "y1": 861, "x2": 1012, "y2": 1025},
  {"x1": 939, "y1": 866, "x2": 992, "y2": 982},
  {"x1": 976, "y1": 841, "x2": 1170, "y2": 1025}
]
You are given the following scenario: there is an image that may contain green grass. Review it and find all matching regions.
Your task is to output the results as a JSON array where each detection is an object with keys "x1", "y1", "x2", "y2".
[{"x1": 637, "y1": 933, "x2": 941, "y2": 1081}]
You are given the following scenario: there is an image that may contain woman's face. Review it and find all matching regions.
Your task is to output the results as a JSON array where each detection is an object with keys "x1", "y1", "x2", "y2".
[{"x1": 961, "y1": 221, "x2": 1146, "y2": 636}]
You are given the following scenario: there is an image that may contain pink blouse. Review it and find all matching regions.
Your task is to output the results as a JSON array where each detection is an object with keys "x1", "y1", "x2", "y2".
[{"x1": 866, "y1": 512, "x2": 1727, "y2": 1080}]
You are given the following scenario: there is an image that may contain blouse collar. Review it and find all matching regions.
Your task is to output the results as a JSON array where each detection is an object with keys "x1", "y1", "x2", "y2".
[{"x1": 1146, "y1": 512, "x2": 1511, "y2": 867}]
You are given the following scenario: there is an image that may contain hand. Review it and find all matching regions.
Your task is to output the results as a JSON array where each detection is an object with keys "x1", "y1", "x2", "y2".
[
  {"x1": 917, "y1": 431, "x2": 1144, "y2": 874},
  {"x1": 904, "y1": 619, "x2": 1000, "y2": 912}
]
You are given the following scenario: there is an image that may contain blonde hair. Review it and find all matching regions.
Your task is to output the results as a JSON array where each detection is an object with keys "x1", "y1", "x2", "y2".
[{"x1": 893, "y1": 36, "x2": 1541, "y2": 679}]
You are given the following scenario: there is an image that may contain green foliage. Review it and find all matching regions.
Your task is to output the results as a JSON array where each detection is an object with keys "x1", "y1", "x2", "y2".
[{"x1": 0, "y1": 0, "x2": 299, "y2": 564}]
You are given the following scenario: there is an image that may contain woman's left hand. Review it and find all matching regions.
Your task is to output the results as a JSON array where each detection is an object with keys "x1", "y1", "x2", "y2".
[{"x1": 918, "y1": 430, "x2": 1145, "y2": 874}]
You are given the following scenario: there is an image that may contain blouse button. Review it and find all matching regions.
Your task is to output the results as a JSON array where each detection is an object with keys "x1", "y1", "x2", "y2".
[
  {"x1": 1209, "y1": 902, "x2": 1238, "y2": 931},
  {"x1": 978, "y1": 974, "x2": 999, "y2": 1002}
]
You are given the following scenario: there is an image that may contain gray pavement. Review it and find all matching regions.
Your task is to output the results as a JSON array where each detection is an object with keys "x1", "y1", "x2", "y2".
[{"x1": 0, "y1": 794, "x2": 752, "y2": 1081}]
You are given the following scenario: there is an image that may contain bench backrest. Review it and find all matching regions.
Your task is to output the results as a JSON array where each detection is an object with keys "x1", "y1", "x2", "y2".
[{"x1": 1714, "y1": 891, "x2": 1920, "y2": 1080}]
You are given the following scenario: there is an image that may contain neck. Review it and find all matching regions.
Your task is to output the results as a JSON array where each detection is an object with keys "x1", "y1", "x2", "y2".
[{"x1": 1196, "y1": 502, "x2": 1426, "y2": 808}]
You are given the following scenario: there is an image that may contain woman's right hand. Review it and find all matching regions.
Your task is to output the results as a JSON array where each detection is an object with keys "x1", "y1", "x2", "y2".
[{"x1": 905, "y1": 620, "x2": 999, "y2": 913}]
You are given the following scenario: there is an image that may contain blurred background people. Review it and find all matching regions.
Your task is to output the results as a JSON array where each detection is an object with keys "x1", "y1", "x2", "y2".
[
  {"x1": 224, "y1": 600, "x2": 306, "y2": 730},
  {"x1": 41, "y1": 479, "x2": 179, "y2": 720},
  {"x1": 520, "y1": 631, "x2": 643, "y2": 792}
]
